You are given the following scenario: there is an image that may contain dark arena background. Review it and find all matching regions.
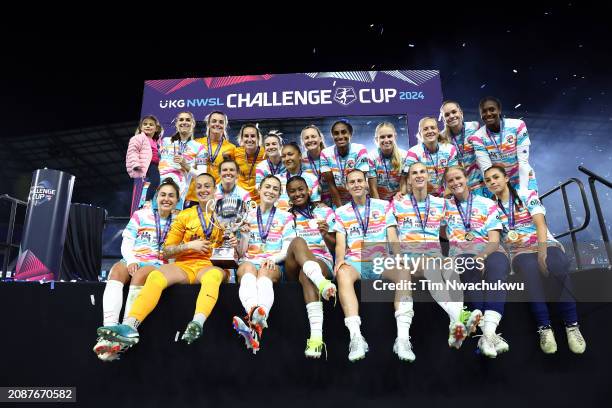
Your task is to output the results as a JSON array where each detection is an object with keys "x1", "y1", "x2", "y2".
[{"x1": 1, "y1": 8, "x2": 612, "y2": 407}]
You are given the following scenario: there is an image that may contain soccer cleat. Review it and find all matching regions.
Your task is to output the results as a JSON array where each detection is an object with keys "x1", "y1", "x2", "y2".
[
  {"x1": 304, "y1": 337, "x2": 327, "y2": 359},
  {"x1": 97, "y1": 324, "x2": 139, "y2": 346},
  {"x1": 448, "y1": 322, "x2": 468, "y2": 349},
  {"x1": 477, "y1": 334, "x2": 497, "y2": 358},
  {"x1": 232, "y1": 316, "x2": 260, "y2": 353},
  {"x1": 348, "y1": 335, "x2": 369, "y2": 362},
  {"x1": 460, "y1": 308, "x2": 483, "y2": 336},
  {"x1": 318, "y1": 279, "x2": 337, "y2": 302},
  {"x1": 537, "y1": 326, "x2": 557, "y2": 354},
  {"x1": 181, "y1": 321, "x2": 203, "y2": 345},
  {"x1": 249, "y1": 306, "x2": 268, "y2": 338},
  {"x1": 565, "y1": 324, "x2": 586, "y2": 354},
  {"x1": 393, "y1": 337, "x2": 416, "y2": 362},
  {"x1": 491, "y1": 333, "x2": 510, "y2": 354},
  {"x1": 93, "y1": 338, "x2": 127, "y2": 362}
]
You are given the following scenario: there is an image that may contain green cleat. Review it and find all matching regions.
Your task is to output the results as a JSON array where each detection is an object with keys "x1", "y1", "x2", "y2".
[
  {"x1": 97, "y1": 324, "x2": 139, "y2": 346},
  {"x1": 460, "y1": 308, "x2": 483, "y2": 336},
  {"x1": 181, "y1": 321, "x2": 203, "y2": 345},
  {"x1": 305, "y1": 337, "x2": 327, "y2": 359},
  {"x1": 317, "y1": 279, "x2": 337, "y2": 302}
]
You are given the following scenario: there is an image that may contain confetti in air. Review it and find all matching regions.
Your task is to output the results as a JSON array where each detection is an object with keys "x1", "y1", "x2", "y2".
[
  {"x1": 90, "y1": 295, "x2": 95, "y2": 306},
  {"x1": 175, "y1": 332, "x2": 180, "y2": 342},
  {"x1": 480, "y1": 84, "x2": 486, "y2": 89},
  {"x1": 408, "y1": 44, "x2": 415, "y2": 48},
  {"x1": 515, "y1": 104, "x2": 522, "y2": 108},
  {"x1": 513, "y1": 69, "x2": 518, "y2": 73}
]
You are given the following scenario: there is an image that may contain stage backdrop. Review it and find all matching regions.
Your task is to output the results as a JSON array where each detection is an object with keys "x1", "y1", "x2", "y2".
[{"x1": 141, "y1": 71, "x2": 443, "y2": 148}]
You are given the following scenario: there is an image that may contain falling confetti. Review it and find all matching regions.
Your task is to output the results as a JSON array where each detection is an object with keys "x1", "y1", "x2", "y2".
[
  {"x1": 312, "y1": 48, "x2": 316, "y2": 54},
  {"x1": 480, "y1": 84, "x2": 486, "y2": 88},
  {"x1": 408, "y1": 44, "x2": 415, "y2": 48},
  {"x1": 462, "y1": 43, "x2": 466, "y2": 47},
  {"x1": 51, "y1": 281, "x2": 55, "y2": 290},
  {"x1": 513, "y1": 69, "x2": 518, "y2": 73},
  {"x1": 175, "y1": 331, "x2": 180, "y2": 342},
  {"x1": 90, "y1": 294, "x2": 95, "y2": 306},
  {"x1": 515, "y1": 103, "x2": 522, "y2": 108},
  {"x1": 332, "y1": 81, "x2": 336, "y2": 86}
]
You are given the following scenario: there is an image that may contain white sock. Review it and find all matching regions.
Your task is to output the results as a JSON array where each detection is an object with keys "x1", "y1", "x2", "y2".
[
  {"x1": 122, "y1": 285, "x2": 142, "y2": 323},
  {"x1": 303, "y1": 260, "x2": 326, "y2": 288},
  {"x1": 344, "y1": 315, "x2": 362, "y2": 339},
  {"x1": 102, "y1": 280, "x2": 124, "y2": 326},
  {"x1": 306, "y1": 301, "x2": 324, "y2": 339},
  {"x1": 395, "y1": 299, "x2": 414, "y2": 340},
  {"x1": 439, "y1": 301, "x2": 463, "y2": 323},
  {"x1": 256, "y1": 276, "x2": 275, "y2": 316},
  {"x1": 483, "y1": 310, "x2": 502, "y2": 336},
  {"x1": 424, "y1": 266, "x2": 463, "y2": 322},
  {"x1": 193, "y1": 313, "x2": 206, "y2": 326},
  {"x1": 238, "y1": 273, "x2": 258, "y2": 314}
]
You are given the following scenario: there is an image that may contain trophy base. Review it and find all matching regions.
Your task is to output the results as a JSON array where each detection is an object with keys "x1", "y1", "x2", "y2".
[{"x1": 211, "y1": 247, "x2": 239, "y2": 269}]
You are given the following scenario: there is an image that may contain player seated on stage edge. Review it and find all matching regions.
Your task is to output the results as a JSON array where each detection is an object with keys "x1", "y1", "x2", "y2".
[{"x1": 96, "y1": 173, "x2": 237, "y2": 358}]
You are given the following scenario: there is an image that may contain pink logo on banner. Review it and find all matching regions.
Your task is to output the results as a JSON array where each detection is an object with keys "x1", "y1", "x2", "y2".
[{"x1": 15, "y1": 250, "x2": 54, "y2": 281}]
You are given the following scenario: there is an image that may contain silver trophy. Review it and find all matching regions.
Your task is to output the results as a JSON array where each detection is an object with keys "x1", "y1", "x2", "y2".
[{"x1": 210, "y1": 197, "x2": 247, "y2": 268}]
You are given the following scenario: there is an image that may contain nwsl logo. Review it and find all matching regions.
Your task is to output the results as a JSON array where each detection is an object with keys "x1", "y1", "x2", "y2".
[
  {"x1": 29, "y1": 180, "x2": 56, "y2": 206},
  {"x1": 333, "y1": 87, "x2": 357, "y2": 106}
]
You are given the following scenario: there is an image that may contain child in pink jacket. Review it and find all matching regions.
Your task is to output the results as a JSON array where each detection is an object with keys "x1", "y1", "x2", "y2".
[{"x1": 126, "y1": 116, "x2": 163, "y2": 214}]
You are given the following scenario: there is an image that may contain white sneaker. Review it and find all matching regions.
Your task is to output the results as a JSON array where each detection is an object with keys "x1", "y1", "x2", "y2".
[
  {"x1": 477, "y1": 334, "x2": 497, "y2": 358},
  {"x1": 448, "y1": 322, "x2": 467, "y2": 349},
  {"x1": 393, "y1": 337, "x2": 415, "y2": 362},
  {"x1": 491, "y1": 333, "x2": 510, "y2": 354},
  {"x1": 348, "y1": 335, "x2": 369, "y2": 362},
  {"x1": 565, "y1": 325, "x2": 586, "y2": 354},
  {"x1": 538, "y1": 327, "x2": 557, "y2": 354}
]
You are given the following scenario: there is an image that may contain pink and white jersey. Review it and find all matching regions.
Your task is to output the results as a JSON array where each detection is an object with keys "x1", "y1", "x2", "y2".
[
  {"x1": 214, "y1": 184, "x2": 253, "y2": 207},
  {"x1": 158, "y1": 137, "x2": 207, "y2": 208},
  {"x1": 393, "y1": 194, "x2": 445, "y2": 256},
  {"x1": 449, "y1": 121, "x2": 485, "y2": 193},
  {"x1": 302, "y1": 153, "x2": 330, "y2": 205},
  {"x1": 242, "y1": 207, "x2": 296, "y2": 266},
  {"x1": 368, "y1": 148, "x2": 407, "y2": 201},
  {"x1": 276, "y1": 170, "x2": 320, "y2": 211},
  {"x1": 290, "y1": 205, "x2": 336, "y2": 270},
  {"x1": 333, "y1": 198, "x2": 397, "y2": 264},
  {"x1": 121, "y1": 208, "x2": 172, "y2": 267},
  {"x1": 320, "y1": 143, "x2": 370, "y2": 204},
  {"x1": 496, "y1": 189, "x2": 558, "y2": 255},
  {"x1": 470, "y1": 118, "x2": 538, "y2": 191},
  {"x1": 403, "y1": 143, "x2": 458, "y2": 197},
  {"x1": 255, "y1": 159, "x2": 286, "y2": 188},
  {"x1": 443, "y1": 194, "x2": 502, "y2": 256}
]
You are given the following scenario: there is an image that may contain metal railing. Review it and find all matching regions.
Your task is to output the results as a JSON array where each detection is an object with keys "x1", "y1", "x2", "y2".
[
  {"x1": 540, "y1": 178, "x2": 591, "y2": 269},
  {"x1": 578, "y1": 166, "x2": 612, "y2": 266},
  {"x1": 0, "y1": 194, "x2": 27, "y2": 278}
]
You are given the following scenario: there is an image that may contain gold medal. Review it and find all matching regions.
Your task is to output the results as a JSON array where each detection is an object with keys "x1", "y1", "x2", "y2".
[
  {"x1": 508, "y1": 230, "x2": 519, "y2": 241},
  {"x1": 465, "y1": 232, "x2": 475, "y2": 241}
]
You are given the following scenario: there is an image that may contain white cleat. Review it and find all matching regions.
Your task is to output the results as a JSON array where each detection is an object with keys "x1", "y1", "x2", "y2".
[
  {"x1": 477, "y1": 334, "x2": 498, "y2": 358},
  {"x1": 538, "y1": 327, "x2": 557, "y2": 354},
  {"x1": 566, "y1": 325, "x2": 586, "y2": 354},
  {"x1": 393, "y1": 337, "x2": 416, "y2": 362},
  {"x1": 348, "y1": 335, "x2": 369, "y2": 362}
]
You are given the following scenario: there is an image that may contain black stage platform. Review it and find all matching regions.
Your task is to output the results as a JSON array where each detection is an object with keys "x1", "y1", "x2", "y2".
[{"x1": 0, "y1": 278, "x2": 610, "y2": 407}]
